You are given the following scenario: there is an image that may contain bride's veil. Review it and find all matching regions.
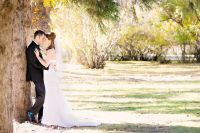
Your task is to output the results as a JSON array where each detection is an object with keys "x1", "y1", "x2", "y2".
[{"x1": 54, "y1": 36, "x2": 62, "y2": 72}]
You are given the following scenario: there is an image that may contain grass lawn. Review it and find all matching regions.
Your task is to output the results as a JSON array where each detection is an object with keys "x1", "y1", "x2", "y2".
[
  {"x1": 61, "y1": 61, "x2": 200, "y2": 132},
  {"x1": 62, "y1": 61, "x2": 200, "y2": 116},
  {"x1": 15, "y1": 61, "x2": 200, "y2": 133}
]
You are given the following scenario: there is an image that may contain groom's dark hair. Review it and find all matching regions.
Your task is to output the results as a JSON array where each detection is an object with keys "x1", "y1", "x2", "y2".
[{"x1": 34, "y1": 30, "x2": 46, "y2": 39}]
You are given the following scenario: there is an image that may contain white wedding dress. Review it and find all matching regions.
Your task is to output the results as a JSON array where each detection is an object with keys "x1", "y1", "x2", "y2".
[{"x1": 41, "y1": 38, "x2": 101, "y2": 128}]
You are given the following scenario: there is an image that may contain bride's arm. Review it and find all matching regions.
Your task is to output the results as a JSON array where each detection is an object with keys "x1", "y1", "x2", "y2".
[
  {"x1": 48, "y1": 49, "x2": 57, "y2": 69},
  {"x1": 34, "y1": 49, "x2": 50, "y2": 68}
]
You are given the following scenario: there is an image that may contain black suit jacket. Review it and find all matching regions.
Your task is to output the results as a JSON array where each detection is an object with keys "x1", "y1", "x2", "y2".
[{"x1": 26, "y1": 41, "x2": 49, "y2": 82}]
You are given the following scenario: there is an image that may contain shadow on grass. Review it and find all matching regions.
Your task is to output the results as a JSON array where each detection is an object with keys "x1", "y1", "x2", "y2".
[{"x1": 69, "y1": 99, "x2": 200, "y2": 116}]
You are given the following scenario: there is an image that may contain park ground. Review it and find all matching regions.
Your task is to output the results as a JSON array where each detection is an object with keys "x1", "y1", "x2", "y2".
[{"x1": 14, "y1": 61, "x2": 200, "y2": 133}]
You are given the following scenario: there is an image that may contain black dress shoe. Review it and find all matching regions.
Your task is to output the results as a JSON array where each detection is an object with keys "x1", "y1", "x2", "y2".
[
  {"x1": 38, "y1": 119, "x2": 42, "y2": 124},
  {"x1": 27, "y1": 111, "x2": 36, "y2": 123}
]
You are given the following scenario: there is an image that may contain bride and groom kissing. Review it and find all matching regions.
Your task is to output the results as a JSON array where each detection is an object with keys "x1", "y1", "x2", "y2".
[{"x1": 26, "y1": 30, "x2": 100, "y2": 127}]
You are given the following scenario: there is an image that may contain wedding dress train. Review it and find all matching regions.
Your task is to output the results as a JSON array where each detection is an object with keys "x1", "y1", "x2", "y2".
[{"x1": 42, "y1": 61, "x2": 101, "y2": 127}]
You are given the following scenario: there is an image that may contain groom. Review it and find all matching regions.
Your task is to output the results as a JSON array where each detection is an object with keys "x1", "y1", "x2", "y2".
[{"x1": 26, "y1": 30, "x2": 49, "y2": 123}]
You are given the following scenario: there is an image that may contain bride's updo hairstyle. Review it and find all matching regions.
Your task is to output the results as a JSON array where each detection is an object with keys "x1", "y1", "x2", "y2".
[{"x1": 46, "y1": 32, "x2": 56, "y2": 50}]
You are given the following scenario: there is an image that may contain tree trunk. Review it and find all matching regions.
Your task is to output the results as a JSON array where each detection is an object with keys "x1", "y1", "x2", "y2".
[
  {"x1": 182, "y1": 43, "x2": 186, "y2": 63},
  {"x1": 32, "y1": 0, "x2": 51, "y2": 32},
  {"x1": 0, "y1": 0, "x2": 17, "y2": 132},
  {"x1": 195, "y1": 33, "x2": 200, "y2": 63},
  {"x1": 12, "y1": 0, "x2": 32, "y2": 122}
]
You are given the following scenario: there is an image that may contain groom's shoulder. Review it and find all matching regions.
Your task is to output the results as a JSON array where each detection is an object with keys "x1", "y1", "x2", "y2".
[
  {"x1": 27, "y1": 41, "x2": 36, "y2": 49},
  {"x1": 29, "y1": 41, "x2": 35, "y2": 46}
]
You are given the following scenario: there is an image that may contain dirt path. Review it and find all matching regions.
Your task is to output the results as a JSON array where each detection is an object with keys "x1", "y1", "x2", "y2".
[{"x1": 14, "y1": 111, "x2": 200, "y2": 133}]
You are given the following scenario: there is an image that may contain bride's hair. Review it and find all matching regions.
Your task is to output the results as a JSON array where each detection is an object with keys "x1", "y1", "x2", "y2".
[{"x1": 46, "y1": 32, "x2": 56, "y2": 50}]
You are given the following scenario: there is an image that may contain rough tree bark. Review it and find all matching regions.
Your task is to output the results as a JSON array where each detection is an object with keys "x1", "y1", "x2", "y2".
[
  {"x1": 32, "y1": 0, "x2": 51, "y2": 32},
  {"x1": 12, "y1": 0, "x2": 32, "y2": 122},
  {"x1": 0, "y1": 0, "x2": 16, "y2": 132}
]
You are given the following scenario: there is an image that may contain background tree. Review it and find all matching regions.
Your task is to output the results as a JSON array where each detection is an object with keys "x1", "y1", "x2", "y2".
[
  {"x1": 160, "y1": 0, "x2": 200, "y2": 62},
  {"x1": 114, "y1": 6, "x2": 171, "y2": 62},
  {"x1": 174, "y1": 27, "x2": 193, "y2": 62}
]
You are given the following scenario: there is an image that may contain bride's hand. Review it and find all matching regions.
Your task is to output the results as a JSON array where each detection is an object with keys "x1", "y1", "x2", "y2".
[{"x1": 34, "y1": 49, "x2": 40, "y2": 58}]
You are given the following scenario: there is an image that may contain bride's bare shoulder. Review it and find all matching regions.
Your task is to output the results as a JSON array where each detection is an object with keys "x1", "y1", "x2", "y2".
[{"x1": 47, "y1": 48, "x2": 55, "y2": 54}]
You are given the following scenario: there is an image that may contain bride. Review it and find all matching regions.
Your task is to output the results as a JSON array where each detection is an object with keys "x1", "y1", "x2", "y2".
[{"x1": 34, "y1": 32, "x2": 101, "y2": 128}]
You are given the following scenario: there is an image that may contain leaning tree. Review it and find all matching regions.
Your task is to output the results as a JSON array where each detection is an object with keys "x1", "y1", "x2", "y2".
[
  {"x1": 0, "y1": 0, "x2": 17, "y2": 132},
  {"x1": 12, "y1": 0, "x2": 32, "y2": 122},
  {"x1": 0, "y1": 1, "x2": 32, "y2": 133}
]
